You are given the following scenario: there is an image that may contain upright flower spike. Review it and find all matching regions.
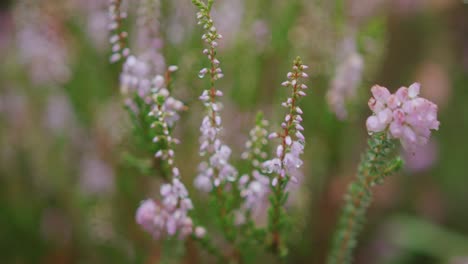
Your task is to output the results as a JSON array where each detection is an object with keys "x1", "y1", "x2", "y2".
[
  {"x1": 263, "y1": 57, "x2": 309, "y2": 255},
  {"x1": 136, "y1": 73, "x2": 200, "y2": 240},
  {"x1": 193, "y1": 0, "x2": 237, "y2": 191},
  {"x1": 327, "y1": 83, "x2": 440, "y2": 264},
  {"x1": 108, "y1": 0, "x2": 130, "y2": 63},
  {"x1": 192, "y1": 0, "x2": 238, "y2": 243}
]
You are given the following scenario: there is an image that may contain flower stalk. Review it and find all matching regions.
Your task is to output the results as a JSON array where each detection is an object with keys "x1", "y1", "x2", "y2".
[
  {"x1": 192, "y1": 0, "x2": 238, "y2": 243},
  {"x1": 263, "y1": 56, "x2": 309, "y2": 256},
  {"x1": 328, "y1": 83, "x2": 439, "y2": 264},
  {"x1": 327, "y1": 133, "x2": 403, "y2": 264}
]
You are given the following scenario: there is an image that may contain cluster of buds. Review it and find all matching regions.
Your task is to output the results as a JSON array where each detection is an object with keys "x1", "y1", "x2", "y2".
[
  {"x1": 195, "y1": 5, "x2": 224, "y2": 80},
  {"x1": 195, "y1": 142, "x2": 237, "y2": 192},
  {"x1": 121, "y1": 58, "x2": 181, "y2": 117},
  {"x1": 263, "y1": 57, "x2": 308, "y2": 185},
  {"x1": 150, "y1": 74, "x2": 185, "y2": 161},
  {"x1": 193, "y1": 1, "x2": 237, "y2": 192},
  {"x1": 366, "y1": 83, "x2": 440, "y2": 150},
  {"x1": 136, "y1": 178, "x2": 195, "y2": 239},
  {"x1": 108, "y1": 0, "x2": 129, "y2": 63}
]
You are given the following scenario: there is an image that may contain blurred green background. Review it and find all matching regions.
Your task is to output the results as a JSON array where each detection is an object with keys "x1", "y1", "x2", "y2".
[{"x1": 1, "y1": 0, "x2": 467, "y2": 263}]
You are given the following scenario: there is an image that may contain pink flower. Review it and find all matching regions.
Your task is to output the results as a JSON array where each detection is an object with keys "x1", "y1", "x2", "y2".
[
  {"x1": 366, "y1": 83, "x2": 440, "y2": 150},
  {"x1": 136, "y1": 179, "x2": 195, "y2": 239},
  {"x1": 135, "y1": 199, "x2": 158, "y2": 232}
]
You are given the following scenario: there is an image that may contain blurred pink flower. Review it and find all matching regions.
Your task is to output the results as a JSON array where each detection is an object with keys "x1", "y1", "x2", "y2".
[
  {"x1": 79, "y1": 155, "x2": 115, "y2": 196},
  {"x1": 44, "y1": 93, "x2": 76, "y2": 135},
  {"x1": 14, "y1": 4, "x2": 71, "y2": 86}
]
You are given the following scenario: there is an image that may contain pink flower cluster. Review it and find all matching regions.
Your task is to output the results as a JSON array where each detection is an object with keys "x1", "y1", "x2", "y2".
[
  {"x1": 135, "y1": 179, "x2": 195, "y2": 239},
  {"x1": 366, "y1": 83, "x2": 440, "y2": 150}
]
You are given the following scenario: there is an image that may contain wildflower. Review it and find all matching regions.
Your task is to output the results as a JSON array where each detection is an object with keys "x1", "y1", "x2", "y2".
[
  {"x1": 136, "y1": 69, "x2": 199, "y2": 240},
  {"x1": 263, "y1": 57, "x2": 308, "y2": 184},
  {"x1": 193, "y1": 2, "x2": 237, "y2": 191},
  {"x1": 366, "y1": 83, "x2": 440, "y2": 150},
  {"x1": 136, "y1": 179, "x2": 194, "y2": 239}
]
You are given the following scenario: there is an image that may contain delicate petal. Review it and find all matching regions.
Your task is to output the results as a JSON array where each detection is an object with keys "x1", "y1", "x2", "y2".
[{"x1": 408, "y1": 83, "x2": 420, "y2": 98}]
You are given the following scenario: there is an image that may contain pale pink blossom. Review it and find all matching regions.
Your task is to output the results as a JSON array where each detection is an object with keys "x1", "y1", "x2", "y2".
[
  {"x1": 136, "y1": 179, "x2": 194, "y2": 239},
  {"x1": 366, "y1": 83, "x2": 440, "y2": 150}
]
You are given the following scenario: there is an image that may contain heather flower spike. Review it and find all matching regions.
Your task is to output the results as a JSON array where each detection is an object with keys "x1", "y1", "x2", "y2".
[
  {"x1": 192, "y1": 0, "x2": 238, "y2": 243},
  {"x1": 327, "y1": 83, "x2": 440, "y2": 264},
  {"x1": 264, "y1": 56, "x2": 309, "y2": 255},
  {"x1": 193, "y1": 0, "x2": 237, "y2": 192},
  {"x1": 135, "y1": 74, "x2": 201, "y2": 240}
]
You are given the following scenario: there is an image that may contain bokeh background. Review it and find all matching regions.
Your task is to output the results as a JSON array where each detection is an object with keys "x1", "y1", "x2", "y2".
[{"x1": 1, "y1": 0, "x2": 467, "y2": 263}]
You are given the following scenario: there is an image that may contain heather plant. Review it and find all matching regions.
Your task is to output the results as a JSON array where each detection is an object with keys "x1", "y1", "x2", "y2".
[
  {"x1": 4, "y1": 0, "x2": 462, "y2": 263},
  {"x1": 108, "y1": 0, "x2": 442, "y2": 263}
]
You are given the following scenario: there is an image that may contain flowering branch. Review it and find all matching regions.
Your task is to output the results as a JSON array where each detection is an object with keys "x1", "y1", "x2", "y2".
[
  {"x1": 135, "y1": 73, "x2": 201, "y2": 240},
  {"x1": 327, "y1": 83, "x2": 440, "y2": 264},
  {"x1": 263, "y1": 57, "x2": 309, "y2": 256},
  {"x1": 192, "y1": 0, "x2": 238, "y2": 243}
]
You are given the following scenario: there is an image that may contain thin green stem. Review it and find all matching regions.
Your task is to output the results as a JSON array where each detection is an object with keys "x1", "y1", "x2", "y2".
[{"x1": 327, "y1": 133, "x2": 403, "y2": 264}]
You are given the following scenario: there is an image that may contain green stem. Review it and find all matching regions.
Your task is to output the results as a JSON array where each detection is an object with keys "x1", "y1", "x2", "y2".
[{"x1": 327, "y1": 133, "x2": 403, "y2": 264}]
